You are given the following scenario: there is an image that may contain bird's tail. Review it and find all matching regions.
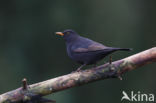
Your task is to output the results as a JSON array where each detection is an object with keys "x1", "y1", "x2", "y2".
[
  {"x1": 110, "y1": 47, "x2": 132, "y2": 51},
  {"x1": 116, "y1": 48, "x2": 132, "y2": 51},
  {"x1": 99, "y1": 47, "x2": 132, "y2": 57}
]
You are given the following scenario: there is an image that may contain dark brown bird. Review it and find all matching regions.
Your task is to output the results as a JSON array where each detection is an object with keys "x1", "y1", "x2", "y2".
[{"x1": 56, "y1": 29, "x2": 132, "y2": 71}]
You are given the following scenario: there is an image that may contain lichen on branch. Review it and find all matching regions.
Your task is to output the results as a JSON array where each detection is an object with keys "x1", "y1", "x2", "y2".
[{"x1": 0, "y1": 47, "x2": 156, "y2": 103}]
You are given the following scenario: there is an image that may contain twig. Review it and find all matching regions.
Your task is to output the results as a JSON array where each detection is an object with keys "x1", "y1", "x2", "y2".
[
  {"x1": 22, "y1": 78, "x2": 28, "y2": 90},
  {"x1": 0, "y1": 47, "x2": 155, "y2": 103}
]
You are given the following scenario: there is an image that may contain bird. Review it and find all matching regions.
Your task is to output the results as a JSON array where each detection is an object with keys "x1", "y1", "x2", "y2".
[{"x1": 55, "y1": 29, "x2": 132, "y2": 71}]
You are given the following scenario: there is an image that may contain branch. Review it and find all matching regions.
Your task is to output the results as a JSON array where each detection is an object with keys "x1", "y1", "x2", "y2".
[{"x1": 0, "y1": 47, "x2": 156, "y2": 103}]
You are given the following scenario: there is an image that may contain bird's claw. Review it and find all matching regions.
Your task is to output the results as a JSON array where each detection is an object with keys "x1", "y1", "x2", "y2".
[
  {"x1": 109, "y1": 56, "x2": 112, "y2": 64},
  {"x1": 71, "y1": 68, "x2": 82, "y2": 73}
]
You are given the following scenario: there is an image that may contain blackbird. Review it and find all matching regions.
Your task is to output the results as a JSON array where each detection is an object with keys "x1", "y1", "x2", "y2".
[{"x1": 56, "y1": 29, "x2": 131, "y2": 71}]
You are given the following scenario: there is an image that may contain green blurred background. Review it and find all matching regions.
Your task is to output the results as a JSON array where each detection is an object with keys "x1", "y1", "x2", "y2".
[{"x1": 0, "y1": 0, "x2": 156, "y2": 103}]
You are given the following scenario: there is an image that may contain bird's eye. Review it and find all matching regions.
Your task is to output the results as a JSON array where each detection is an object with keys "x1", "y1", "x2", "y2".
[{"x1": 66, "y1": 32, "x2": 70, "y2": 35}]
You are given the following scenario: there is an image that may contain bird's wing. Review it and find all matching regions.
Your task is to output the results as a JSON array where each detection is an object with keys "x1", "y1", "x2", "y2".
[{"x1": 73, "y1": 43, "x2": 108, "y2": 53}]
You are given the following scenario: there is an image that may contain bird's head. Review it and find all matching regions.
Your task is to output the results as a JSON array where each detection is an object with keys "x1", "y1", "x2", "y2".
[{"x1": 55, "y1": 29, "x2": 79, "y2": 42}]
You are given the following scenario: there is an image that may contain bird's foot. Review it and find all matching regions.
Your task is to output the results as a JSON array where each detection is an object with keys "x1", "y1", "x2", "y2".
[
  {"x1": 71, "y1": 66, "x2": 83, "y2": 73},
  {"x1": 76, "y1": 64, "x2": 86, "y2": 72},
  {"x1": 109, "y1": 56, "x2": 112, "y2": 64},
  {"x1": 109, "y1": 65, "x2": 115, "y2": 71},
  {"x1": 71, "y1": 64, "x2": 86, "y2": 73},
  {"x1": 76, "y1": 68, "x2": 82, "y2": 72},
  {"x1": 108, "y1": 56, "x2": 115, "y2": 71},
  {"x1": 108, "y1": 56, "x2": 123, "y2": 80},
  {"x1": 71, "y1": 68, "x2": 82, "y2": 73}
]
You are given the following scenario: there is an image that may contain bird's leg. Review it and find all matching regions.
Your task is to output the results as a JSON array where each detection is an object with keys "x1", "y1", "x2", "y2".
[
  {"x1": 109, "y1": 56, "x2": 123, "y2": 80},
  {"x1": 109, "y1": 56, "x2": 112, "y2": 64},
  {"x1": 108, "y1": 56, "x2": 115, "y2": 71},
  {"x1": 76, "y1": 64, "x2": 86, "y2": 72}
]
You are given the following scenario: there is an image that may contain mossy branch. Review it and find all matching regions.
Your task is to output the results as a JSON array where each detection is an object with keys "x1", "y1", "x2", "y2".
[{"x1": 0, "y1": 47, "x2": 156, "y2": 103}]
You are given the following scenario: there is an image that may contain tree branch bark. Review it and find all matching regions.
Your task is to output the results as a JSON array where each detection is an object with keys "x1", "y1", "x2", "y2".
[{"x1": 0, "y1": 47, "x2": 156, "y2": 103}]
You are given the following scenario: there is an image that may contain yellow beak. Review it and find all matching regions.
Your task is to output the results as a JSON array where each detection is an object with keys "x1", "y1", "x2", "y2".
[{"x1": 55, "y1": 32, "x2": 64, "y2": 36}]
